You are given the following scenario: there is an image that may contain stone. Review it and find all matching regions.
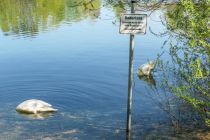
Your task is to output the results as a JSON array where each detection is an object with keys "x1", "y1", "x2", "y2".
[
  {"x1": 138, "y1": 61, "x2": 156, "y2": 76},
  {"x1": 16, "y1": 99, "x2": 57, "y2": 114}
]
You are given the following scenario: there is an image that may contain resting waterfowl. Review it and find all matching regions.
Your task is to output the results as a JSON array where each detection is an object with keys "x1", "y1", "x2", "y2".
[
  {"x1": 16, "y1": 99, "x2": 57, "y2": 114},
  {"x1": 138, "y1": 61, "x2": 156, "y2": 76}
]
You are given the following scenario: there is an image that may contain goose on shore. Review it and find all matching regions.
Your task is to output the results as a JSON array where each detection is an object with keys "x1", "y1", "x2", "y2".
[
  {"x1": 138, "y1": 61, "x2": 156, "y2": 76},
  {"x1": 16, "y1": 99, "x2": 57, "y2": 114}
]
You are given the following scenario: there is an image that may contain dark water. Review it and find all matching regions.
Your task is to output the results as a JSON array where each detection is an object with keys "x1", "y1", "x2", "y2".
[{"x1": 0, "y1": 1, "x2": 208, "y2": 140}]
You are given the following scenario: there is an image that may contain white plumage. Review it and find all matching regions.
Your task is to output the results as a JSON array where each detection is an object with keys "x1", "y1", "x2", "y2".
[{"x1": 16, "y1": 99, "x2": 57, "y2": 114}]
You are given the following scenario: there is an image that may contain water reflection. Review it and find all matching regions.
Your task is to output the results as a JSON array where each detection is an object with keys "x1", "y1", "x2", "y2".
[
  {"x1": 131, "y1": 2, "x2": 210, "y2": 138},
  {"x1": 138, "y1": 75, "x2": 156, "y2": 87},
  {"x1": 0, "y1": 0, "x2": 209, "y2": 139},
  {"x1": 134, "y1": 76, "x2": 209, "y2": 139},
  {"x1": 17, "y1": 112, "x2": 54, "y2": 120},
  {"x1": 0, "y1": 0, "x2": 101, "y2": 37}
]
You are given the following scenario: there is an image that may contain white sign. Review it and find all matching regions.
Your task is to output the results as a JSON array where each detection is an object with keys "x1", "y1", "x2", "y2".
[{"x1": 120, "y1": 14, "x2": 147, "y2": 34}]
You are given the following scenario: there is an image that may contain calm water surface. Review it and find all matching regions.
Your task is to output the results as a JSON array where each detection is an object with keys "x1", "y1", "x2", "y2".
[{"x1": 0, "y1": 1, "x2": 208, "y2": 139}]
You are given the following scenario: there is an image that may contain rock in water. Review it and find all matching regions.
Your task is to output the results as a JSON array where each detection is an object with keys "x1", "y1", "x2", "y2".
[
  {"x1": 16, "y1": 99, "x2": 57, "y2": 114},
  {"x1": 138, "y1": 61, "x2": 156, "y2": 76}
]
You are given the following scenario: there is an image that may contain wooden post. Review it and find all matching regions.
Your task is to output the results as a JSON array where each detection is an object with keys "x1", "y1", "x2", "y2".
[{"x1": 126, "y1": 0, "x2": 135, "y2": 137}]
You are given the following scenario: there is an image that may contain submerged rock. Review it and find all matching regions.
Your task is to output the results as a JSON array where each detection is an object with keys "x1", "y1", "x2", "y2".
[
  {"x1": 16, "y1": 99, "x2": 57, "y2": 114},
  {"x1": 138, "y1": 61, "x2": 156, "y2": 76}
]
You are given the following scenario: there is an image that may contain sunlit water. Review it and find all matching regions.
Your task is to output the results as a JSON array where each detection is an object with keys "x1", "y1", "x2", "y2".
[{"x1": 0, "y1": 1, "x2": 208, "y2": 139}]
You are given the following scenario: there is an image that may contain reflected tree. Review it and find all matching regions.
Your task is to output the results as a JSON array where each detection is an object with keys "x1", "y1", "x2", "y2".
[
  {"x1": 0, "y1": 0, "x2": 101, "y2": 37},
  {"x1": 104, "y1": 0, "x2": 170, "y2": 19},
  {"x1": 0, "y1": 0, "x2": 65, "y2": 36},
  {"x1": 65, "y1": 0, "x2": 101, "y2": 21},
  {"x1": 0, "y1": 0, "x2": 170, "y2": 37}
]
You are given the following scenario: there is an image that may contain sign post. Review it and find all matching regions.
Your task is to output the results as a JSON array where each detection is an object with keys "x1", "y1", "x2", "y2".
[
  {"x1": 120, "y1": 14, "x2": 147, "y2": 34},
  {"x1": 119, "y1": 0, "x2": 147, "y2": 137},
  {"x1": 126, "y1": 0, "x2": 135, "y2": 136}
]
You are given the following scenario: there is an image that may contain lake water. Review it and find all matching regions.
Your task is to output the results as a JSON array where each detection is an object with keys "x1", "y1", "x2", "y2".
[{"x1": 0, "y1": 1, "x2": 208, "y2": 140}]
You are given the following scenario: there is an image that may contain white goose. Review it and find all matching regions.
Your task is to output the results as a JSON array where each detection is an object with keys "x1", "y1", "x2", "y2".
[
  {"x1": 138, "y1": 61, "x2": 156, "y2": 76},
  {"x1": 16, "y1": 99, "x2": 57, "y2": 114}
]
